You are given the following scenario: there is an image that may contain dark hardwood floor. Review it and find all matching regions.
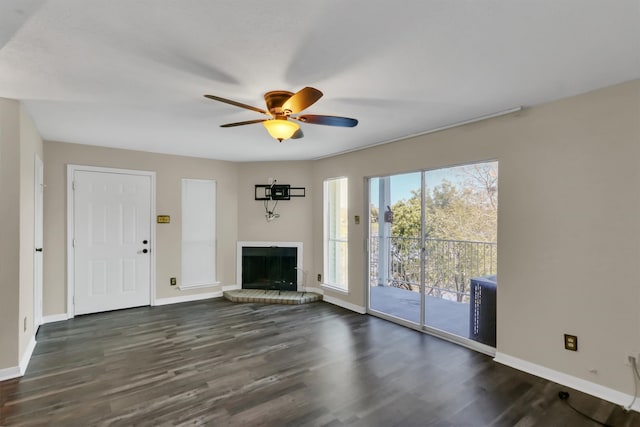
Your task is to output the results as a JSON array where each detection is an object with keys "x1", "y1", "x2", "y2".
[{"x1": 1, "y1": 299, "x2": 638, "y2": 426}]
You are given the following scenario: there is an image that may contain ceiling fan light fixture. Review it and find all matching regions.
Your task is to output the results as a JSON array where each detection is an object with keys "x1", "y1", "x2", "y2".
[{"x1": 263, "y1": 119, "x2": 300, "y2": 142}]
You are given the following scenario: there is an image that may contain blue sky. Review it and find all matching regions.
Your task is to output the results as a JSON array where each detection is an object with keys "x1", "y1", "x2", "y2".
[
  {"x1": 371, "y1": 168, "x2": 467, "y2": 205},
  {"x1": 370, "y1": 161, "x2": 499, "y2": 208}
]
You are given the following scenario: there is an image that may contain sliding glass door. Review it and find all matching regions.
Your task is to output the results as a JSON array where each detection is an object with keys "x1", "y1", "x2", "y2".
[{"x1": 368, "y1": 162, "x2": 498, "y2": 348}]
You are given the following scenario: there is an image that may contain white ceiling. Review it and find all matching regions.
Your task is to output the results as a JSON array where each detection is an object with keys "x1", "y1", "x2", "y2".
[{"x1": 1, "y1": 1, "x2": 638, "y2": 161}]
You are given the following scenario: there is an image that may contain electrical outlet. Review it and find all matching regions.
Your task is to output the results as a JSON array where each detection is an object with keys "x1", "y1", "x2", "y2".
[
  {"x1": 170, "y1": 277, "x2": 177, "y2": 286},
  {"x1": 564, "y1": 334, "x2": 578, "y2": 351},
  {"x1": 317, "y1": 273, "x2": 322, "y2": 282}
]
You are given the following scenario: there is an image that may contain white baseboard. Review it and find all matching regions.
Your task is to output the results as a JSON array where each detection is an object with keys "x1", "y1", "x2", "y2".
[
  {"x1": 0, "y1": 365, "x2": 21, "y2": 381},
  {"x1": 42, "y1": 313, "x2": 70, "y2": 324},
  {"x1": 494, "y1": 352, "x2": 640, "y2": 412},
  {"x1": 222, "y1": 284, "x2": 240, "y2": 291},
  {"x1": 303, "y1": 286, "x2": 323, "y2": 294},
  {"x1": 0, "y1": 336, "x2": 37, "y2": 381},
  {"x1": 153, "y1": 291, "x2": 221, "y2": 306},
  {"x1": 177, "y1": 281, "x2": 221, "y2": 291},
  {"x1": 322, "y1": 295, "x2": 366, "y2": 314}
]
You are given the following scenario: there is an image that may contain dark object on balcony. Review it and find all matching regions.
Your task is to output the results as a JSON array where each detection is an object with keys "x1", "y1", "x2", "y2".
[
  {"x1": 384, "y1": 205, "x2": 394, "y2": 223},
  {"x1": 469, "y1": 274, "x2": 497, "y2": 347}
]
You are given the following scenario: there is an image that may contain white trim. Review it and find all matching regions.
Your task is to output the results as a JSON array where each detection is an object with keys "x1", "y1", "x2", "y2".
[
  {"x1": 150, "y1": 170, "x2": 157, "y2": 316},
  {"x1": 19, "y1": 336, "x2": 37, "y2": 375},
  {"x1": 0, "y1": 365, "x2": 21, "y2": 381},
  {"x1": 67, "y1": 165, "x2": 156, "y2": 317},
  {"x1": 322, "y1": 295, "x2": 366, "y2": 314},
  {"x1": 321, "y1": 284, "x2": 349, "y2": 295},
  {"x1": 304, "y1": 286, "x2": 324, "y2": 294},
  {"x1": 66, "y1": 166, "x2": 74, "y2": 316},
  {"x1": 178, "y1": 281, "x2": 221, "y2": 291},
  {"x1": 42, "y1": 313, "x2": 70, "y2": 324},
  {"x1": 181, "y1": 178, "x2": 217, "y2": 287},
  {"x1": 323, "y1": 177, "x2": 349, "y2": 292},
  {"x1": 153, "y1": 292, "x2": 220, "y2": 306},
  {"x1": 34, "y1": 153, "x2": 44, "y2": 330},
  {"x1": 222, "y1": 284, "x2": 241, "y2": 291},
  {"x1": 2, "y1": 336, "x2": 40, "y2": 381},
  {"x1": 312, "y1": 107, "x2": 523, "y2": 160},
  {"x1": 237, "y1": 241, "x2": 303, "y2": 290},
  {"x1": 494, "y1": 352, "x2": 640, "y2": 412}
]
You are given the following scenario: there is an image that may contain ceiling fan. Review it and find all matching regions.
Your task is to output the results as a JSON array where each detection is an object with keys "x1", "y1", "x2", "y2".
[{"x1": 203, "y1": 86, "x2": 358, "y2": 142}]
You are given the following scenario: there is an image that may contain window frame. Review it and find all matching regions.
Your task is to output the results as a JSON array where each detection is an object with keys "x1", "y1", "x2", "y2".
[
  {"x1": 181, "y1": 178, "x2": 218, "y2": 289},
  {"x1": 323, "y1": 176, "x2": 349, "y2": 292}
]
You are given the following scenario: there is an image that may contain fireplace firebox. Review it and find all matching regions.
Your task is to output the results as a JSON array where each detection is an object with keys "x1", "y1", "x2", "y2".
[{"x1": 241, "y1": 246, "x2": 297, "y2": 291}]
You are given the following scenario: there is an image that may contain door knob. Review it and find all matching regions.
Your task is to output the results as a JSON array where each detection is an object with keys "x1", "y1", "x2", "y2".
[
  {"x1": 35, "y1": 247, "x2": 43, "y2": 252},
  {"x1": 142, "y1": 249, "x2": 148, "y2": 254}
]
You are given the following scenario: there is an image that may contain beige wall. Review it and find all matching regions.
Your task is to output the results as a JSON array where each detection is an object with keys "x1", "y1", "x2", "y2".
[
  {"x1": 312, "y1": 80, "x2": 640, "y2": 395},
  {"x1": 43, "y1": 142, "x2": 239, "y2": 314},
  {"x1": 4, "y1": 80, "x2": 639, "y2": 399},
  {"x1": 236, "y1": 161, "x2": 314, "y2": 284},
  {"x1": 0, "y1": 99, "x2": 43, "y2": 372},
  {"x1": 42, "y1": 150, "x2": 317, "y2": 315},
  {"x1": 0, "y1": 98, "x2": 21, "y2": 369}
]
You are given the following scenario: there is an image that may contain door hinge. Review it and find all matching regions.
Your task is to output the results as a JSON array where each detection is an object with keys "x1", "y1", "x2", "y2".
[
  {"x1": 72, "y1": 180, "x2": 76, "y2": 190},
  {"x1": 72, "y1": 238, "x2": 76, "y2": 248}
]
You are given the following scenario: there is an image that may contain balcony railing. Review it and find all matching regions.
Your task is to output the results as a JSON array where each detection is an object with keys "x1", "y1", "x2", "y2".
[{"x1": 370, "y1": 236, "x2": 497, "y2": 303}]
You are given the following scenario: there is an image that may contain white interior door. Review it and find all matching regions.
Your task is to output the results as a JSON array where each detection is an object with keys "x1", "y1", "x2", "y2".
[
  {"x1": 34, "y1": 154, "x2": 44, "y2": 329},
  {"x1": 73, "y1": 170, "x2": 151, "y2": 315}
]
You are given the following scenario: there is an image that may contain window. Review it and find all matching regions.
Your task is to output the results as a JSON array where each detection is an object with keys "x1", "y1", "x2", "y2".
[
  {"x1": 324, "y1": 177, "x2": 348, "y2": 291},
  {"x1": 181, "y1": 179, "x2": 217, "y2": 289}
]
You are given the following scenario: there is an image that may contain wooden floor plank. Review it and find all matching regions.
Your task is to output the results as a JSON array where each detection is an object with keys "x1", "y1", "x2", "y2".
[{"x1": 1, "y1": 299, "x2": 638, "y2": 426}]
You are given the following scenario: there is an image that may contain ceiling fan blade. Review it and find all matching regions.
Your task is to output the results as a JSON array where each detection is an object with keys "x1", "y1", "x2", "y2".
[
  {"x1": 204, "y1": 94, "x2": 268, "y2": 115},
  {"x1": 295, "y1": 114, "x2": 358, "y2": 127},
  {"x1": 291, "y1": 129, "x2": 304, "y2": 139},
  {"x1": 220, "y1": 119, "x2": 267, "y2": 128},
  {"x1": 282, "y1": 87, "x2": 323, "y2": 114}
]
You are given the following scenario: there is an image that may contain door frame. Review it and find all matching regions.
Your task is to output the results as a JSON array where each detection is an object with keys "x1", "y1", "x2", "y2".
[
  {"x1": 66, "y1": 164, "x2": 156, "y2": 318},
  {"x1": 34, "y1": 153, "x2": 44, "y2": 329},
  {"x1": 364, "y1": 170, "x2": 497, "y2": 357}
]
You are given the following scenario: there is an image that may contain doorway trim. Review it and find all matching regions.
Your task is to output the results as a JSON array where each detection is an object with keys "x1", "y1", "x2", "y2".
[
  {"x1": 34, "y1": 153, "x2": 44, "y2": 329},
  {"x1": 66, "y1": 164, "x2": 157, "y2": 318},
  {"x1": 364, "y1": 164, "x2": 498, "y2": 357}
]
